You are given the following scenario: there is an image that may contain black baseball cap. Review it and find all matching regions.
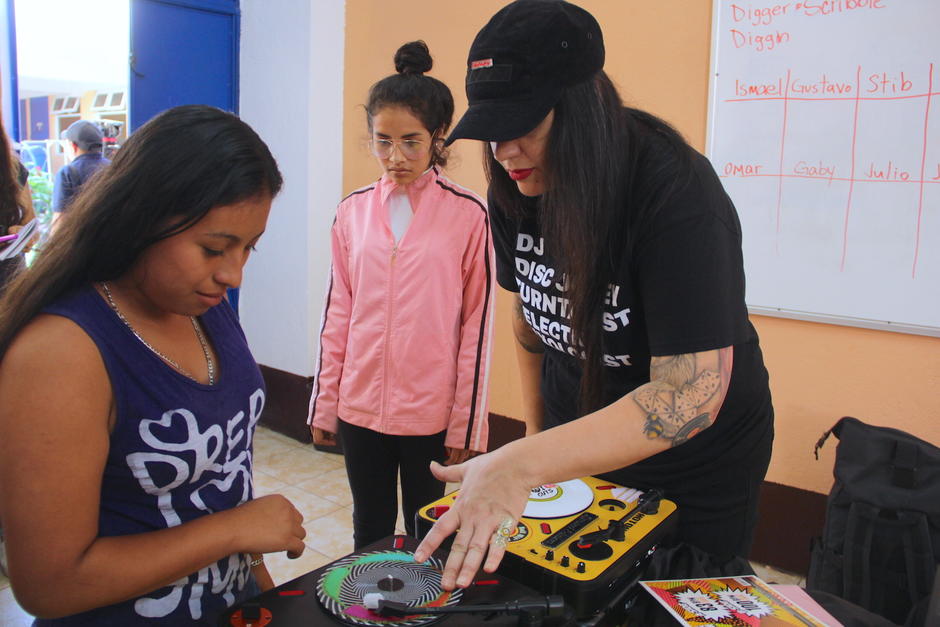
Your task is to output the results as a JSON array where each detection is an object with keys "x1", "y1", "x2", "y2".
[
  {"x1": 62, "y1": 120, "x2": 104, "y2": 151},
  {"x1": 446, "y1": 0, "x2": 604, "y2": 145}
]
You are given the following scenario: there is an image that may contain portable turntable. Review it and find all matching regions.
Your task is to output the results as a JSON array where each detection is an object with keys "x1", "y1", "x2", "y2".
[
  {"x1": 220, "y1": 535, "x2": 575, "y2": 626},
  {"x1": 415, "y1": 476, "x2": 678, "y2": 619},
  {"x1": 220, "y1": 477, "x2": 677, "y2": 626}
]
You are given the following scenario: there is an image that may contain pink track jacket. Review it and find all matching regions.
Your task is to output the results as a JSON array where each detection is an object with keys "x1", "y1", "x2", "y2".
[{"x1": 308, "y1": 168, "x2": 494, "y2": 452}]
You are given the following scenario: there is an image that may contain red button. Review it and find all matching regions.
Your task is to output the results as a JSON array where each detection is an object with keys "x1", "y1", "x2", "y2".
[
  {"x1": 540, "y1": 523, "x2": 552, "y2": 534},
  {"x1": 596, "y1": 485, "x2": 616, "y2": 490},
  {"x1": 432, "y1": 505, "x2": 450, "y2": 518}
]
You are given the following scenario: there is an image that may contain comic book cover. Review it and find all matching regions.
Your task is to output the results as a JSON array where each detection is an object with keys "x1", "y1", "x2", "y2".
[{"x1": 640, "y1": 574, "x2": 831, "y2": 626}]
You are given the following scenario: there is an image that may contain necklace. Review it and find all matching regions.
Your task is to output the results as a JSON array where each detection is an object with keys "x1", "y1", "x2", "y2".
[{"x1": 101, "y1": 282, "x2": 216, "y2": 385}]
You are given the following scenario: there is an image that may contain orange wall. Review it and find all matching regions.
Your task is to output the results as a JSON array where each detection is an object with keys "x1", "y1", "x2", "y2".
[{"x1": 342, "y1": 1, "x2": 940, "y2": 495}]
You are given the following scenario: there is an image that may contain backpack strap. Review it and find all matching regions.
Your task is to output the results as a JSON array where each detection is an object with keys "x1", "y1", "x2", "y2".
[
  {"x1": 901, "y1": 528, "x2": 927, "y2": 607},
  {"x1": 843, "y1": 502, "x2": 876, "y2": 610},
  {"x1": 845, "y1": 502, "x2": 933, "y2": 618}
]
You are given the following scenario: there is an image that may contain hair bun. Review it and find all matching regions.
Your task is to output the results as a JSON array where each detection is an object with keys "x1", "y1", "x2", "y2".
[{"x1": 394, "y1": 40, "x2": 433, "y2": 75}]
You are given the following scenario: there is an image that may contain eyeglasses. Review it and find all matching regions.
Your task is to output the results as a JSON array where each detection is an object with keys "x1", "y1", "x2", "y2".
[{"x1": 370, "y1": 137, "x2": 429, "y2": 160}]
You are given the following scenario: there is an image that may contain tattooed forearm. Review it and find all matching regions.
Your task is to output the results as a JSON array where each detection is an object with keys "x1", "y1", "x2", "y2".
[
  {"x1": 633, "y1": 347, "x2": 732, "y2": 447},
  {"x1": 513, "y1": 296, "x2": 545, "y2": 354},
  {"x1": 650, "y1": 354, "x2": 697, "y2": 389}
]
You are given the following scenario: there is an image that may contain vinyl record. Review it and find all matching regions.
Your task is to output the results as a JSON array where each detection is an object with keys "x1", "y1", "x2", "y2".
[
  {"x1": 522, "y1": 479, "x2": 594, "y2": 519},
  {"x1": 316, "y1": 550, "x2": 462, "y2": 626}
]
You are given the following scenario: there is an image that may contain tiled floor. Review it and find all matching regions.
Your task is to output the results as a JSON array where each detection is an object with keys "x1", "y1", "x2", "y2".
[{"x1": 0, "y1": 426, "x2": 803, "y2": 622}]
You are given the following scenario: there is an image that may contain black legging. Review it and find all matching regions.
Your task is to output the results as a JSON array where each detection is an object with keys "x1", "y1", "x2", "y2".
[{"x1": 338, "y1": 419, "x2": 448, "y2": 550}]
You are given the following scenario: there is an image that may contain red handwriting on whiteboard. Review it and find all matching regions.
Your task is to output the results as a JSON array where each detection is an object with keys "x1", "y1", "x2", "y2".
[
  {"x1": 797, "y1": 0, "x2": 887, "y2": 18},
  {"x1": 735, "y1": 78, "x2": 785, "y2": 96},
  {"x1": 867, "y1": 161, "x2": 911, "y2": 182},
  {"x1": 866, "y1": 72, "x2": 913, "y2": 94},
  {"x1": 794, "y1": 160, "x2": 836, "y2": 181},
  {"x1": 730, "y1": 3, "x2": 793, "y2": 26},
  {"x1": 731, "y1": 28, "x2": 791, "y2": 52},
  {"x1": 724, "y1": 163, "x2": 765, "y2": 176},
  {"x1": 791, "y1": 74, "x2": 853, "y2": 95}
]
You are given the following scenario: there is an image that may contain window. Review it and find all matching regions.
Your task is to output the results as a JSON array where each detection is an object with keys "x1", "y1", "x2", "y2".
[
  {"x1": 51, "y1": 96, "x2": 80, "y2": 114},
  {"x1": 91, "y1": 91, "x2": 126, "y2": 112}
]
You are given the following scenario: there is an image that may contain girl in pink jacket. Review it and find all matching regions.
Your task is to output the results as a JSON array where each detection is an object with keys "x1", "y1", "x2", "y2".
[{"x1": 307, "y1": 41, "x2": 494, "y2": 549}]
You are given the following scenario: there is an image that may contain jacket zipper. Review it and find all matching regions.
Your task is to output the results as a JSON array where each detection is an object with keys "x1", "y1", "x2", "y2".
[{"x1": 381, "y1": 244, "x2": 398, "y2": 427}]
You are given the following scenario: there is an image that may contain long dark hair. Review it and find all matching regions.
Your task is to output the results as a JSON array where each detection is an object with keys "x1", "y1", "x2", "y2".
[
  {"x1": 0, "y1": 117, "x2": 22, "y2": 233},
  {"x1": 0, "y1": 104, "x2": 282, "y2": 357},
  {"x1": 485, "y1": 71, "x2": 692, "y2": 413},
  {"x1": 366, "y1": 40, "x2": 455, "y2": 168}
]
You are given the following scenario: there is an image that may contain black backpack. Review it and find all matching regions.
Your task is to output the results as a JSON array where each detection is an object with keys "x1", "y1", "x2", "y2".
[{"x1": 808, "y1": 416, "x2": 940, "y2": 626}]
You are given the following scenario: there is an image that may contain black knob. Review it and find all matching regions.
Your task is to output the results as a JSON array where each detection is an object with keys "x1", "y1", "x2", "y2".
[
  {"x1": 576, "y1": 561, "x2": 586, "y2": 573},
  {"x1": 545, "y1": 549, "x2": 554, "y2": 561},
  {"x1": 609, "y1": 520, "x2": 626, "y2": 542},
  {"x1": 560, "y1": 555, "x2": 570, "y2": 567}
]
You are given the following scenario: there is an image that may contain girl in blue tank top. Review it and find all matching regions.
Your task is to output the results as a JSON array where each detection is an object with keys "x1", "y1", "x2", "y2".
[{"x1": 0, "y1": 106, "x2": 307, "y2": 625}]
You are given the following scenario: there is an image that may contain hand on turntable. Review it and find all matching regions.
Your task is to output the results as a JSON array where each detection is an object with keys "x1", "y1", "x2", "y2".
[
  {"x1": 413, "y1": 449, "x2": 530, "y2": 590},
  {"x1": 233, "y1": 494, "x2": 307, "y2": 559}
]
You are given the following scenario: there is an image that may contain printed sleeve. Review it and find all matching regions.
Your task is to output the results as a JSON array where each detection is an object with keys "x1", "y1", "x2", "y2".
[
  {"x1": 487, "y1": 190, "x2": 520, "y2": 292},
  {"x1": 307, "y1": 212, "x2": 353, "y2": 434},
  {"x1": 446, "y1": 208, "x2": 495, "y2": 452},
  {"x1": 633, "y1": 171, "x2": 748, "y2": 357}
]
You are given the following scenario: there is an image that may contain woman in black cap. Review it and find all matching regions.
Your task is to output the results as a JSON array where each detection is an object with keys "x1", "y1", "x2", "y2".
[{"x1": 415, "y1": 0, "x2": 774, "y2": 591}]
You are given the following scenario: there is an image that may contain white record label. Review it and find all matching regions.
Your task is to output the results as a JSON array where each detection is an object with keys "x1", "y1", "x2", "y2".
[{"x1": 522, "y1": 479, "x2": 594, "y2": 519}]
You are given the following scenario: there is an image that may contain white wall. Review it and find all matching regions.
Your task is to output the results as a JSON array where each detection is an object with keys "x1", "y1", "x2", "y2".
[{"x1": 238, "y1": 0, "x2": 344, "y2": 376}]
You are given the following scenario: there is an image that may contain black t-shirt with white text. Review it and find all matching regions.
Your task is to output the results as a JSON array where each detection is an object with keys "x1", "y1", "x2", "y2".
[{"x1": 490, "y1": 124, "x2": 773, "y2": 497}]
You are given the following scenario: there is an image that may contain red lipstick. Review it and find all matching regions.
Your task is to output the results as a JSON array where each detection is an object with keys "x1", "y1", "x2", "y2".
[{"x1": 509, "y1": 168, "x2": 533, "y2": 181}]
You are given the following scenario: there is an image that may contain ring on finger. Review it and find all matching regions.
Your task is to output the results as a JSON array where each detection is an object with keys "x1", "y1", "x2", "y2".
[
  {"x1": 490, "y1": 532, "x2": 509, "y2": 548},
  {"x1": 490, "y1": 516, "x2": 515, "y2": 547}
]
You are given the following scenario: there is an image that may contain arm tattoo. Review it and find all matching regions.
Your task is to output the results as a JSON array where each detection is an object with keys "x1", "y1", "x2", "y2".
[
  {"x1": 634, "y1": 350, "x2": 729, "y2": 447},
  {"x1": 514, "y1": 297, "x2": 545, "y2": 354}
]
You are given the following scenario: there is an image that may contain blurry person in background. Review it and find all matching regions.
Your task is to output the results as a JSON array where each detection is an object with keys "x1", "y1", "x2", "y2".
[{"x1": 51, "y1": 119, "x2": 110, "y2": 232}]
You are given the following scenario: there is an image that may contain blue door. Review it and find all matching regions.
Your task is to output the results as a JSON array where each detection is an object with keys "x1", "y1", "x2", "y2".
[
  {"x1": 129, "y1": 0, "x2": 239, "y2": 131},
  {"x1": 129, "y1": 0, "x2": 242, "y2": 312}
]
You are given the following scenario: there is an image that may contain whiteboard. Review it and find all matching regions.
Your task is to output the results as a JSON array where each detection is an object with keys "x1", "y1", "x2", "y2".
[{"x1": 707, "y1": 0, "x2": 940, "y2": 337}]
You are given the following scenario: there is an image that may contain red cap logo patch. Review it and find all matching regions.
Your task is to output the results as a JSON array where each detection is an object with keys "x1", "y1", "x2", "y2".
[{"x1": 470, "y1": 58, "x2": 494, "y2": 69}]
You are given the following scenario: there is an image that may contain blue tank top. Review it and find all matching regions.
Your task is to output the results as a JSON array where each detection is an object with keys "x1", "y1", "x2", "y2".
[{"x1": 35, "y1": 286, "x2": 265, "y2": 626}]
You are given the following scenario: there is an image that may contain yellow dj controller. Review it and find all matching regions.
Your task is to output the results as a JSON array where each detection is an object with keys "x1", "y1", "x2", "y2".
[{"x1": 415, "y1": 476, "x2": 678, "y2": 617}]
